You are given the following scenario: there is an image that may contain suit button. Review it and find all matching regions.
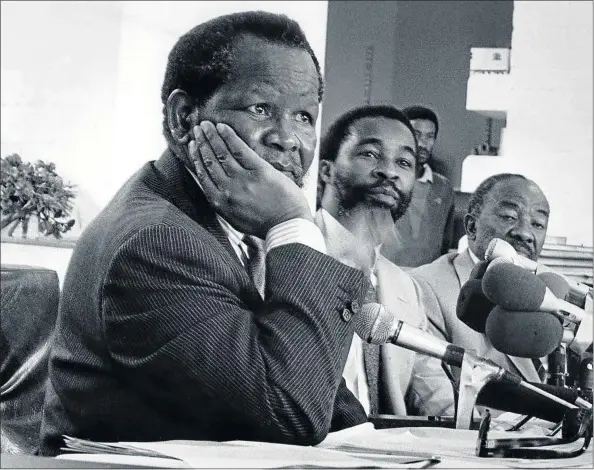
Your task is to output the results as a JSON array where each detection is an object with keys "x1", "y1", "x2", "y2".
[
  {"x1": 350, "y1": 299, "x2": 361, "y2": 315},
  {"x1": 340, "y1": 308, "x2": 353, "y2": 323}
]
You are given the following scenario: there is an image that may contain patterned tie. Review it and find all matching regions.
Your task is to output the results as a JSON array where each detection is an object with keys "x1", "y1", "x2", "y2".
[{"x1": 242, "y1": 235, "x2": 266, "y2": 299}]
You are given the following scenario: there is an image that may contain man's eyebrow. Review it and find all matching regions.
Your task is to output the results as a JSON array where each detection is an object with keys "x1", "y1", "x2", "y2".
[
  {"x1": 498, "y1": 200, "x2": 549, "y2": 217},
  {"x1": 356, "y1": 138, "x2": 382, "y2": 146},
  {"x1": 498, "y1": 200, "x2": 520, "y2": 210}
]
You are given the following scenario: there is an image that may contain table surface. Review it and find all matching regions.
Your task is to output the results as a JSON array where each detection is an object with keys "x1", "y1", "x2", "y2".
[{"x1": 1, "y1": 454, "x2": 143, "y2": 469}]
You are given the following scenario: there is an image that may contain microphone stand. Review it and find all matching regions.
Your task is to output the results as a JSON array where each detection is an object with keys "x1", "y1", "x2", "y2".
[{"x1": 548, "y1": 343, "x2": 568, "y2": 387}]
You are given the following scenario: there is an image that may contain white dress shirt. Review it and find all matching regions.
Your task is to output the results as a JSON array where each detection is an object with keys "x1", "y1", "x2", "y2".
[{"x1": 316, "y1": 208, "x2": 381, "y2": 415}]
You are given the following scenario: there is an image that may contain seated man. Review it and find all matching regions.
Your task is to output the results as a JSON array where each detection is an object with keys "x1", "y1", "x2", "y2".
[
  {"x1": 317, "y1": 105, "x2": 455, "y2": 417},
  {"x1": 380, "y1": 106, "x2": 455, "y2": 268},
  {"x1": 409, "y1": 173, "x2": 551, "y2": 415},
  {"x1": 39, "y1": 11, "x2": 370, "y2": 456}
]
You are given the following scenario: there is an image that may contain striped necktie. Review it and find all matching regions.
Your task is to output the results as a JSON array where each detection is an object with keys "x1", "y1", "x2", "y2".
[{"x1": 242, "y1": 235, "x2": 266, "y2": 299}]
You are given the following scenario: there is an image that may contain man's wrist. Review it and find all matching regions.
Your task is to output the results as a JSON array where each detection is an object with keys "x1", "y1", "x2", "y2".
[{"x1": 266, "y1": 218, "x2": 327, "y2": 255}]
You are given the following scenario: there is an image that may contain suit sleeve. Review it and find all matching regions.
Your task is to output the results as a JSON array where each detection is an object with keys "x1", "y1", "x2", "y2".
[
  {"x1": 406, "y1": 277, "x2": 456, "y2": 416},
  {"x1": 101, "y1": 224, "x2": 368, "y2": 445}
]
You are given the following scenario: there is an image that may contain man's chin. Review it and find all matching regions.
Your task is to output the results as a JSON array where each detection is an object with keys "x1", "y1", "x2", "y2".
[{"x1": 366, "y1": 193, "x2": 400, "y2": 210}]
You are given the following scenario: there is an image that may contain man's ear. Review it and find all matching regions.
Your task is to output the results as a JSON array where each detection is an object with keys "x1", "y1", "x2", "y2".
[
  {"x1": 319, "y1": 159, "x2": 334, "y2": 184},
  {"x1": 166, "y1": 89, "x2": 196, "y2": 145},
  {"x1": 464, "y1": 213, "x2": 477, "y2": 240}
]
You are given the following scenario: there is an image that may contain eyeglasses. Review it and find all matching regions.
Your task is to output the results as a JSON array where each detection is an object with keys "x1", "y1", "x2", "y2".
[{"x1": 476, "y1": 408, "x2": 592, "y2": 459}]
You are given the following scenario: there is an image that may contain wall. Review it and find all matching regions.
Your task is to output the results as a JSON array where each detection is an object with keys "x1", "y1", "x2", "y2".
[
  {"x1": 321, "y1": 1, "x2": 400, "y2": 134},
  {"x1": 322, "y1": 0, "x2": 513, "y2": 188},
  {"x1": 462, "y1": 1, "x2": 592, "y2": 246},
  {"x1": 1, "y1": 1, "x2": 328, "y2": 227},
  {"x1": 1, "y1": 1, "x2": 329, "y2": 278}
]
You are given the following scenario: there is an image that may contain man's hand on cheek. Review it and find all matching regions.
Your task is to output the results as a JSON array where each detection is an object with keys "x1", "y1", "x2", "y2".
[{"x1": 188, "y1": 121, "x2": 313, "y2": 239}]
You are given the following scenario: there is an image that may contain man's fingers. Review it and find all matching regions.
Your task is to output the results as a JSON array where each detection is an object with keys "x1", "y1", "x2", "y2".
[
  {"x1": 188, "y1": 139, "x2": 219, "y2": 195},
  {"x1": 216, "y1": 123, "x2": 261, "y2": 170},
  {"x1": 193, "y1": 124, "x2": 229, "y2": 189},
  {"x1": 199, "y1": 121, "x2": 241, "y2": 176}
]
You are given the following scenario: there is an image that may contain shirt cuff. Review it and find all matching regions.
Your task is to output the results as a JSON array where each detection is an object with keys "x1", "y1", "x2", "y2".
[{"x1": 266, "y1": 218, "x2": 327, "y2": 255}]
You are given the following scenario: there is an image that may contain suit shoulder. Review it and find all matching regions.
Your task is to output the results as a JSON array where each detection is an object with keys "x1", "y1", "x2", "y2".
[
  {"x1": 409, "y1": 252, "x2": 457, "y2": 285},
  {"x1": 432, "y1": 172, "x2": 454, "y2": 193}
]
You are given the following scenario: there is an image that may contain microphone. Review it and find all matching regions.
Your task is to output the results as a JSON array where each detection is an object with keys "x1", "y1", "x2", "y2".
[
  {"x1": 538, "y1": 272, "x2": 571, "y2": 299},
  {"x1": 482, "y1": 263, "x2": 586, "y2": 324},
  {"x1": 538, "y1": 272, "x2": 571, "y2": 386},
  {"x1": 539, "y1": 271, "x2": 593, "y2": 358},
  {"x1": 476, "y1": 381, "x2": 591, "y2": 423},
  {"x1": 456, "y1": 279, "x2": 496, "y2": 333},
  {"x1": 485, "y1": 238, "x2": 590, "y2": 308},
  {"x1": 485, "y1": 306, "x2": 563, "y2": 358},
  {"x1": 355, "y1": 303, "x2": 579, "y2": 410}
]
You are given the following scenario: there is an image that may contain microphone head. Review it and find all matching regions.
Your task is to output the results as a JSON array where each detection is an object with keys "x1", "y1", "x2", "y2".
[
  {"x1": 482, "y1": 262, "x2": 546, "y2": 310},
  {"x1": 469, "y1": 260, "x2": 491, "y2": 281},
  {"x1": 456, "y1": 279, "x2": 496, "y2": 333},
  {"x1": 538, "y1": 272, "x2": 571, "y2": 299},
  {"x1": 356, "y1": 303, "x2": 395, "y2": 344},
  {"x1": 485, "y1": 305, "x2": 563, "y2": 357},
  {"x1": 485, "y1": 238, "x2": 516, "y2": 261}
]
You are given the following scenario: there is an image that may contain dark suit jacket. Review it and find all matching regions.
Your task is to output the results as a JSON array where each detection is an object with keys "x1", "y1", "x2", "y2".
[
  {"x1": 381, "y1": 171, "x2": 454, "y2": 268},
  {"x1": 39, "y1": 150, "x2": 369, "y2": 455}
]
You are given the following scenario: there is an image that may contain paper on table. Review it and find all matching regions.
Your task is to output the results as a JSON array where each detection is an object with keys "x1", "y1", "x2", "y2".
[
  {"x1": 127, "y1": 440, "x2": 431, "y2": 468},
  {"x1": 61, "y1": 435, "x2": 428, "y2": 469},
  {"x1": 318, "y1": 422, "x2": 593, "y2": 469}
]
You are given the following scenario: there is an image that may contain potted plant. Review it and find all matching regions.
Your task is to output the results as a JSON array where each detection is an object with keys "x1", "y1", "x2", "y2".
[{"x1": 1, "y1": 153, "x2": 76, "y2": 239}]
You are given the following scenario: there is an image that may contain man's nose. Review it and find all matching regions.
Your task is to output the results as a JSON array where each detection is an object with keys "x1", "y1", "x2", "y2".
[
  {"x1": 373, "y1": 159, "x2": 399, "y2": 181},
  {"x1": 263, "y1": 120, "x2": 299, "y2": 153},
  {"x1": 509, "y1": 217, "x2": 535, "y2": 243}
]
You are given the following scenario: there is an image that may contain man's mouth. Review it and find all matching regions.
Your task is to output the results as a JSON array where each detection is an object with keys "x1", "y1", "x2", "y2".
[
  {"x1": 509, "y1": 241, "x2": 534, "y2": 258},
  {"x1": 367, "y1": 185, "x2": 401, "y2": 205},
  {"x1": 271, "y1": 165, "x2": 303, "y2": 187}
]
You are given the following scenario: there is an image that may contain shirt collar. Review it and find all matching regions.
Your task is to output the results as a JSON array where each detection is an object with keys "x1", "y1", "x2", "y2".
[
  {"x1": 467, "y1": 247, "x2": 481, "y2": 265},
  {"x1": 317, "y1": 208, "x2": 382, "y2": 274},
  {"x1": 186, "y1": 166, "x2": 245, "y2": 245},
  {"x1": 417, "y1": 163, "x2": 434, "y2": 183}
]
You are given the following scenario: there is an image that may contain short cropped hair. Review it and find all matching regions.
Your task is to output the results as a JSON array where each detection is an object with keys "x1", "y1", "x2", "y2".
[
  {"x1": 467, "y1": 173, "x2": 527, "y2": 219},
  {"x1": 403, "y1": 105, "x2": 439, "y2": 137},
  {"x1": 319, "y1": 105, "x2": 417, "y2": 163},
  {"x1": 317, "y1": 105, "x2": 417, "y2": 207},
  {"x1": 161, "y1": 10, "x2": 324, "y2": 144}
]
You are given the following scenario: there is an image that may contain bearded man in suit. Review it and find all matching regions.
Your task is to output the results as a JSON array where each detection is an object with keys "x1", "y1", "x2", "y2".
[
  {"x1": 40, "y1": 11, "x2": 371, "y2": 456},
  {"x1": 409, "y1": 173, "x2": 551, "y2": 415},
  {"x1": 316, "y1": 105, "x2": 455, "y2": 417}
]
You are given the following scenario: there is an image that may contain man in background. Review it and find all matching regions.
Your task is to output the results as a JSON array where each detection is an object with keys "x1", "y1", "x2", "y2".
[
  {"x1": 40, "y1": 11, "x2": 369, "y2": 455},
  {"x1": 409, "y1": 173, "x2": 550, "y2": 415},
  {"x1": 381, "y1": 105, "x2": 455, "y2": 268},
  {"x1": 317, "y1": 105, "x2": 455, "y2": 417}
]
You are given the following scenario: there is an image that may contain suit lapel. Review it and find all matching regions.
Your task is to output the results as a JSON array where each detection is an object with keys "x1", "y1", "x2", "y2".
[
  {"x1": 453, "y1": 250, "x2": 541, "y2": 383},
  {"x1": 152, "y1": 150, "x2": 238, "y2": 262},
  {"x1": 376, "y1": 257, "x2": 423, "y2": 327},
  {"x1": 452, "y1": 250, "x2": 474, "y2": 289}
]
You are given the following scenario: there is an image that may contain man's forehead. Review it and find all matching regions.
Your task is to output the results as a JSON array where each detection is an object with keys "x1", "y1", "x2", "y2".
[
  {"x1": 487, "y1": 179, "x2": 550, "y2": 211},
  {"x1": 410, "y1": 119, "x2": 435, "y2": 132},
  {"x1": 349, "y1": 116, "x2": 412, "y2": 138}
]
